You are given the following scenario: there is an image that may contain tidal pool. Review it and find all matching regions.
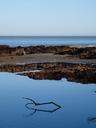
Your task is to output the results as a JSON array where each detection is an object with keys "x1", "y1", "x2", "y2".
[{"x1": 0, "y1": 72, "x2": 96, "y2": 128}]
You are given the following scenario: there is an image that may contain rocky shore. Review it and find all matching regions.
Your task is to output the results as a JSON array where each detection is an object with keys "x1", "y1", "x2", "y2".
[
  {"x1": 0, "y1": 45, "x2": 96, "y2": 84},
  {"x1": 0, "y1": 45, "x2": 96, "y2": 59}
]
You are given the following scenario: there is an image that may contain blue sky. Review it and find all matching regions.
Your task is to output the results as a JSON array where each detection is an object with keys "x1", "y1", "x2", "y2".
[{"x1": 0, "y1": 0, "x2": 96, "y2": 36}]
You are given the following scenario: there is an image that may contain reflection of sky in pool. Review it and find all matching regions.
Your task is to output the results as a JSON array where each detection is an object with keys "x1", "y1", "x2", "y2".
[{"x1": 0, "y1": 72, "x2": 96, "y2": 128}]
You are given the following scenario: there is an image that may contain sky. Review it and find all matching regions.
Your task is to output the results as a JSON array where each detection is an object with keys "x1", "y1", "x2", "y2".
[{"x1": 0, "y1": 0, "x2": 96, "y2": 36}]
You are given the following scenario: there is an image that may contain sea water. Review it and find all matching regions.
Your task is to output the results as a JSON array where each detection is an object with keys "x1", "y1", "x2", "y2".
[
  {"x1": 0, "y1": 36, "x2": 96, "y2": 128},
  {"x1": 0, "y1": 36, "x2": 96, "y2": 46},
  {"x1": 0, "y1": 73, "x2": 96, "y2": 128}
]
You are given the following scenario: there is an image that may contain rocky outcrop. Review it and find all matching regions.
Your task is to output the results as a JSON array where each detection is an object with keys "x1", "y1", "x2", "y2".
[
  {"x1": 0, "y1": 62, "x2": 96, "y2": 84},
  {"x1": 0, "y1": 45, "x2": 96, "y2": 84},
  {"x1": 20, "y1": 63, "x2": 96, "y2": 84},
  {"x1": 0, "y1": 45, "x2": 96, "y2": 59},
  {"x1": 21, "y1": 70, "x2": 96, "y2": 84}
]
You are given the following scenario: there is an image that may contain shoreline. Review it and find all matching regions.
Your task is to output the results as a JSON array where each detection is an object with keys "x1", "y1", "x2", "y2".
[
  {"x1": 0, "y1": 44, "x2": 96, "y2": 47},
  {"x1": 0, "y1": 44, "x2": 96, "y2": 57},
  {"x1": 0, "y1": 45, "x2": 96, "y2": 84}
]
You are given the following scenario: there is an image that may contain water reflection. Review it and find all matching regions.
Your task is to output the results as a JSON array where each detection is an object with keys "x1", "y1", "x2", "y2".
[
  {"x1": 0, "y1": 72, "x2": 96, "y2": 128},
  {"x1": 88, "y1": 117, "x2": 96, "y2": 124},
  {"x1": 23, "y1": 97, "x2": 61, "y2": 117},
  {"x1": 94, "y1": 91, "x2": 96, "y2": 93}
]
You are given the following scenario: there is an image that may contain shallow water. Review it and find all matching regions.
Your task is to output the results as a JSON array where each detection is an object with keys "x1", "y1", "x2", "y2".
[{"x1": 0, "y1": 72, "x2": 96, "y2": 128}]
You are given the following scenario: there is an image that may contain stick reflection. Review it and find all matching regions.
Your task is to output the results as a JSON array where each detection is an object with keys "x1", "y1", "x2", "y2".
[
  {"x1": 88, "y1": 117, "x2": 96, "y2": 124},
  {"x1": 23, "y1": 97, "x2": 61, "y2": 117}
]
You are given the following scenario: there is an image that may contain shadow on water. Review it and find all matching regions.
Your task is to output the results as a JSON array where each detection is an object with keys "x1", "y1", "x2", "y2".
[
  {"x1": 87, "y1": 91, "x2": 96, "y2": 125},
  {"x1": 23, "y1": 97, "x2": 62, "y2": 117},
  {"x1": 88, "y1": 117, "x2": 96, "y2": 124},
  {"x1": 94, "y1": 91, "x2": 96, "y2": 93}
]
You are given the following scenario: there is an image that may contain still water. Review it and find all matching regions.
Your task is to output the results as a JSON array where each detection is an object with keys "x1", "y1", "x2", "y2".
[{"x1": 0, "y1": 73, "x2": 96, "y2": 128}]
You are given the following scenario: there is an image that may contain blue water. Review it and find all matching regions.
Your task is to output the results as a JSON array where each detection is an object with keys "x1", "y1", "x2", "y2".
[
  {"x1": 0, "y1": 73, "x2": 96, "y2": 128},
  {"x1": 0, "y1": 36, "x2": 96, "y2": 46},
  {"x1": 0, "y1": 36, "x2": 96, "y2": 128}
]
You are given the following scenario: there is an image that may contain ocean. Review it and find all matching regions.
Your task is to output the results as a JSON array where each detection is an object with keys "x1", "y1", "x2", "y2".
[
  {"x1": 0, "y1": 36, "x2": 96, "y2": 46},
  {"x1": 0, "y1": 36, "x2": 96, "y2": 128},
  {"x1": 0, "y1": 72, "x2": 96, "y2": 128}
]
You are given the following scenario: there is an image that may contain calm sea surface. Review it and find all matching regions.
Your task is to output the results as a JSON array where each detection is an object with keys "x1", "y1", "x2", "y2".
[
  {"x1": 0, "y1": 37, "x2": 96, "y2": 128},
  {"x1": 0, "y1": 73, "x2": 96, "y2": 128},
  {"x1": 0, "y1": 36, "x2": 96, "y2": 46}
]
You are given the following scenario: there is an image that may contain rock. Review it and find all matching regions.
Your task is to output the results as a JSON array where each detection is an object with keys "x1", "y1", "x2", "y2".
[
  {"x1": 0, "y1": 62, "x2": 95, "y2": 84},
  {"x1": 0, "y1": 45, "x2": 96, "y2": 83},
  {"x1": 0, "y1": 45, "x2": 96, "y2": 59}
]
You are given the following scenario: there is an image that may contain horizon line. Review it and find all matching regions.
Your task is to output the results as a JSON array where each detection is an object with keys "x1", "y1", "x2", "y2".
[{"x1": 0, "y1": 35, "x2": 96, "y2": 37}]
